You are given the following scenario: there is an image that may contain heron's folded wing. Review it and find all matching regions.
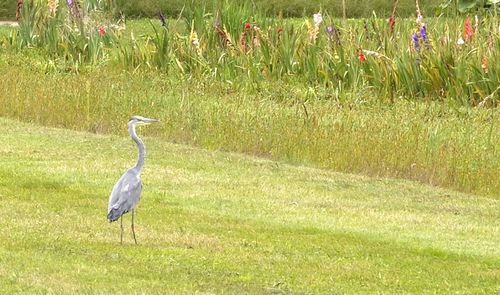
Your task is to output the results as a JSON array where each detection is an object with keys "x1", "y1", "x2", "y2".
[
  {"x1": 119, "y1": 176, "x2": 142, "y2": 210},
  {"x1": 108, "y1": 171, "x2": 142, "y2": 211}
]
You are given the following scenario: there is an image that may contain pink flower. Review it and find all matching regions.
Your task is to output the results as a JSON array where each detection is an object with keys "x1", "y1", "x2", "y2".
[{"x1": 98, "y1": 26, "x2": 106, "y2": 37}]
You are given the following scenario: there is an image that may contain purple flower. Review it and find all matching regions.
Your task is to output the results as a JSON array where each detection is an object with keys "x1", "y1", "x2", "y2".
[
  {"x1": 159, "y1": 12, "x2": 166, "y2": 27},
  {"x1": 67, "y1": 0, "x2": 73, "y2": 7},
  {"x1": 412, "y1": 32, "x2": 420, "y2": 52},
  {"x1": 420, "y1": 26, "x2": 427, "y2": 41},
  {"x1": 420, "y1": 25, "x2": 431, "y2": 49},
  {"x1": 326, "y1": 24, "x2": 341, "y2": 46}
]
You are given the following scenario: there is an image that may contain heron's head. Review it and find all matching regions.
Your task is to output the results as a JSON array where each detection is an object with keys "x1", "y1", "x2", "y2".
[{"x1": 128, "y1": 115, "x2": 159, "y2": 126}]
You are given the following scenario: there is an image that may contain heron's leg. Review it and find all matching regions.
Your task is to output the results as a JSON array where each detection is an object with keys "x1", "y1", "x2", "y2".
[
  {"x1": 131, "y1": 209, "x2": 138, "y2": 245},
  {"x1": 120, "y1": 215, "x2": 123, "y2": 245}
]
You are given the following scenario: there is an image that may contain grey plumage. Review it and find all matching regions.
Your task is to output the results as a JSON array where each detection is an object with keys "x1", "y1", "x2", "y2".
[
  {"x1": 107, "y1": 168, "x2": 142, "y2": 222},
  {"x1": 107, "y1": 115, "x2": 158, "y2": 244}
]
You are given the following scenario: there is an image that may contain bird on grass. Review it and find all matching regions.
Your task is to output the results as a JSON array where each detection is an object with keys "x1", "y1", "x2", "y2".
[{"x1": 107, "y1": 116, "x2": 159, "y2": 244}]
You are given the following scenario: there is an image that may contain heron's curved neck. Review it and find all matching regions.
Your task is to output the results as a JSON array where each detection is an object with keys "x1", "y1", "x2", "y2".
[{"x1": 128, "y1": 123, "x2": 145, "y2": 171}]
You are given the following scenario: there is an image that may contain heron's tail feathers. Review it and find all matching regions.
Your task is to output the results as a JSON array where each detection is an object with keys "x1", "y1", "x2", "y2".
[{"x1": 107, "y1": 208, "x2": 125, "y2": 222}]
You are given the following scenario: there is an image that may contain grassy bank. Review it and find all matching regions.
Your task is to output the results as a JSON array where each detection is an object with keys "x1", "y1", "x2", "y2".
[
  {"x1": 0, "y1": 117, "x2": 498, "y2": 293},
  {"x1": 0, "y1": 59, "x2": 498, "y2": 197}
]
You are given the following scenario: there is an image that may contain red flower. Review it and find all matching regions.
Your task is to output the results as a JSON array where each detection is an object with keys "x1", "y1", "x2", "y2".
[
  {"x1": 388, "y1": 15, "x2": 395, "y2": 32},
  {"x1": 98, "y1": 26, "x2": 106, "y2": 37},
  {"x1": 358, "y1": 49, "x2": 366, "y2": 63},
  {"x1": 464, "y1": 17, "x2": 474, "y2": 41},
  {"x1": 245, "y1": 22, "x2": 251, "y2": 30},
  {"x1": 215, "y1": 26, "x2": 233, "y2": 49}
]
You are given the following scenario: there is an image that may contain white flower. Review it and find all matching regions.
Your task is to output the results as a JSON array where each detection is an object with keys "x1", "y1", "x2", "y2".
[
  {"x1": 190, "y1": 31, "x2": 200, "y2": 49},
  {"x1": 416, "y1": 15, "x2": 423, "y2": 27},
  {"x1": 313, "y1": 13, "x2": 323, "y2": 26},
  {"x1": 457, "y1": 37, "x2": 465, "y2": 45}
]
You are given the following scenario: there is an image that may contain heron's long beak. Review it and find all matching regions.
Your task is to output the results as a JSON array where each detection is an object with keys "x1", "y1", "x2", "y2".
[{"x1": 141, "y1": 118, "x2": 160, "y2": 124}]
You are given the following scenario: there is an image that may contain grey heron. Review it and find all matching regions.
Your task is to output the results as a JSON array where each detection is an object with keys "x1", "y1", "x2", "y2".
[{"x1": 107, "y1": 115, "x2": 159, "y2": 244}]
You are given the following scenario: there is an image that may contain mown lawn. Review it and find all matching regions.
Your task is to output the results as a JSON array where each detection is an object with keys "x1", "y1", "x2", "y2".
[{"x1": 0, "y1": 117, "x2": 498, "y2": 293}]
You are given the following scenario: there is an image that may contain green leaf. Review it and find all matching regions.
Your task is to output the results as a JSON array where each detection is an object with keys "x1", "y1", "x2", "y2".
[{"x1": 458, "y1": 0, "x2": 478, "y2": 12}]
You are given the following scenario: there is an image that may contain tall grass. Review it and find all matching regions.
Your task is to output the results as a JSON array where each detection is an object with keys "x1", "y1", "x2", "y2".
[
  {"x1": 123, "y1": 5, "x2": 499, "y2": 106},
  {"x1": 0, "y1": 60, "x2": 498, "y2": 197},
  {"x1": 4, "y1": 0, "x2": 121, "y2": 71},
  {"x1": 5, "y1": 1, "x2": 499, "y2": 105}
]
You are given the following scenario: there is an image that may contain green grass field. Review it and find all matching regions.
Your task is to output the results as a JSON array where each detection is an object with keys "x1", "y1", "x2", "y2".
[
  {"x1": 0, "y1": 117, "x2": 498, "y2": 293},
  {"x1": 1, "y1": 2, "x2": 499, "y2": 292}
]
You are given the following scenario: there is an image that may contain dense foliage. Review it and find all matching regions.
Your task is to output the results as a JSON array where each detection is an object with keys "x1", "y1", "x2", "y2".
[
  {"x1": 3, "y1": 0, "x2": 498, "y2": 106},
  {"x1": 0, "y1": 0, "x2": 16, "y2": 20},
  {"x1": 0, "y1": 0, "x2": 442, "y2": 20}
]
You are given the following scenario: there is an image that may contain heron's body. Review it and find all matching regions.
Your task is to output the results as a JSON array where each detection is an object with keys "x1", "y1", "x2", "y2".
[
  {"x1": 107, "y1": 116, "x2": 158, "y2": 244},
  {"x1": 107, "y1": 167, "x2": 142, "y2": 222}
]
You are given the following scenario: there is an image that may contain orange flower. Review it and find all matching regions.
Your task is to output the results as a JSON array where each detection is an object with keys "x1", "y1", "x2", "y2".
[
  {"x1": 464, "y1": 17, "x2": 474, "y2": 41},
  {"x1": 481, "y1": 56, "x2": 488, "y2": 73},
  {"x1": 48, "y1": 0, "x2": 59, "y2": 16}
]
